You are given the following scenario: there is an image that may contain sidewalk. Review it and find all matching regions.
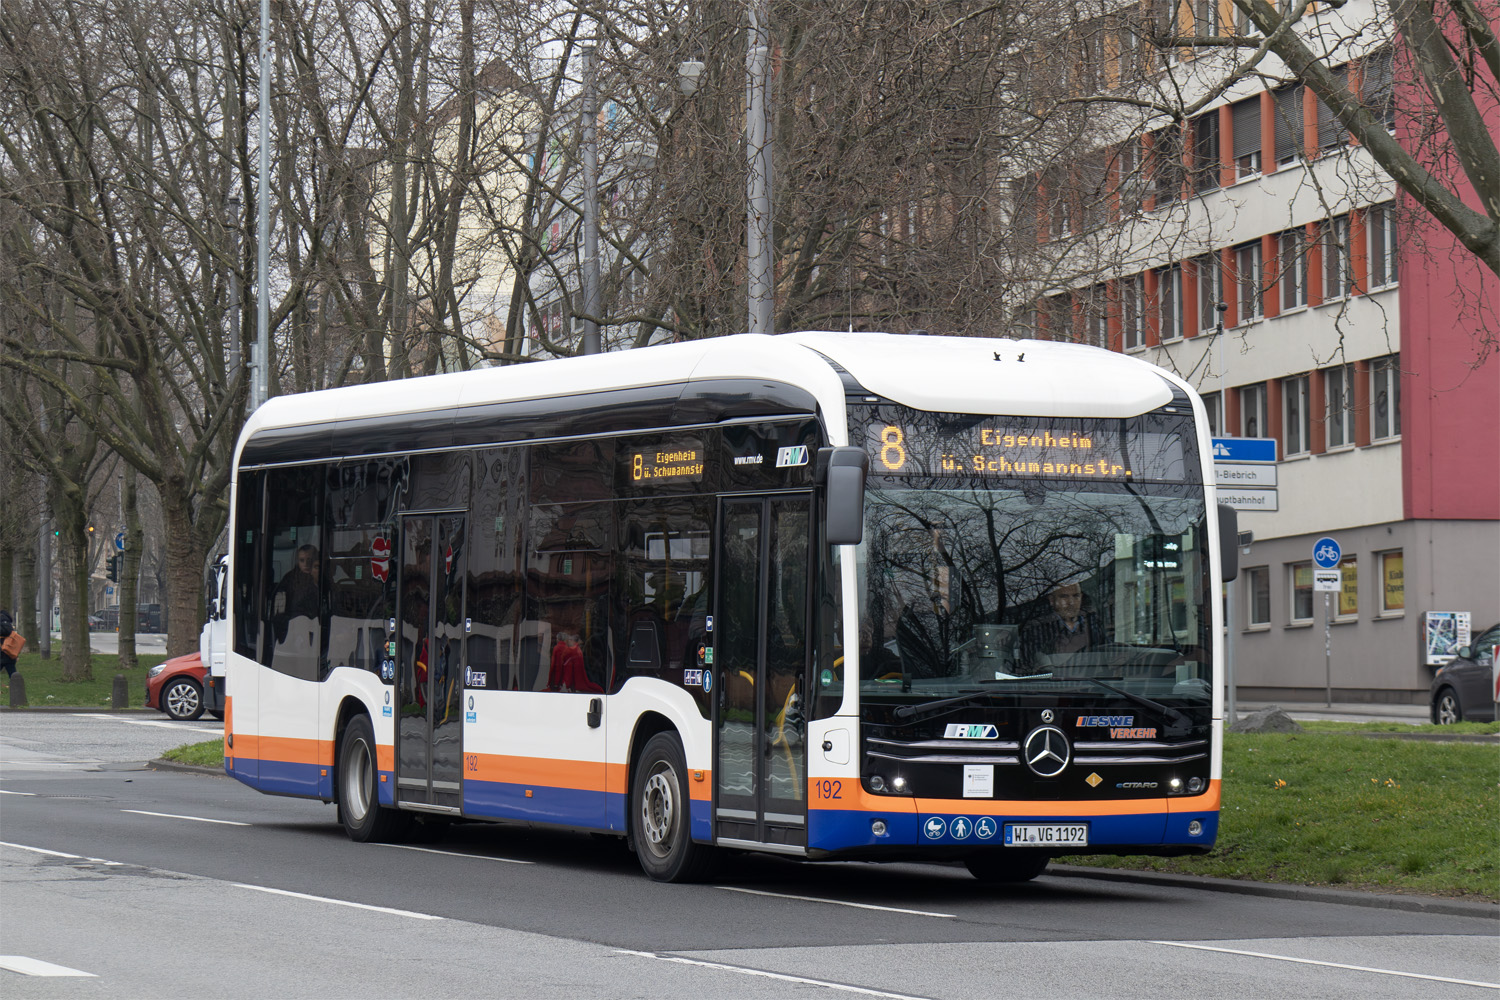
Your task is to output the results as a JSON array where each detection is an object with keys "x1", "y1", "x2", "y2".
[{"x1": 1233, "y1": 699, "x2": 1431, "y2": 725}]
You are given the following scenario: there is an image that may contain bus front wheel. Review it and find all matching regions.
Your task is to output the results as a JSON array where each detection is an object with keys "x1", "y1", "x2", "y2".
[
  {"x1": 631, "y1": 732, "x2": 716, "y2": 882},
  {"x1": 338, "y1": 714, "x2": 410, "y2": 843},
  {"x1": 965, "y1": 851, "x2": 1051, "y2": 883}
]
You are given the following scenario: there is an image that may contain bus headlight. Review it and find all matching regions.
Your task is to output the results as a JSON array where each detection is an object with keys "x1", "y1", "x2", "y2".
[
  {"x1": 891, "y1": 775, "x2": 907, "y2": 793},
  {"x1": 869, "y1": 775, "x2": 886, "y2": 792},
  {"x1": 1187, "y1": 777, "x2": 1204, "y2": 794},
  {"x1": 1188, "y1": 820, "x2": 1203, "y2": 837},
  {"x1": 871, "y1": 820, "x2": 888, "y2": 836}
]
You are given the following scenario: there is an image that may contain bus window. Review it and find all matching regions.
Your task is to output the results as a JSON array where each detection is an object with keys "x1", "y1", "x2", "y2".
[
  {"x1": 527, "y1": 501, "x2": 612, "y2": 693},
  {"x1": 263, "y1": 466, "x2": 324, "y2": 681},
  {"x1": 468, "y1": 449, "x2": 525, "y2": 690},
  {"x1": 326, "y1": 460, "x2": 405, "y2": 676}
]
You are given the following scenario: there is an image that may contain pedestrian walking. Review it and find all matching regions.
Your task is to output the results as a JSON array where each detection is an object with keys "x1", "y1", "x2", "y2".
[{"x1": 0, "y1": 607, "x2": 23, "y2": 678}]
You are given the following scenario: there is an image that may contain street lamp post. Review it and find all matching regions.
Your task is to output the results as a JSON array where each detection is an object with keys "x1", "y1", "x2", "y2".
[
  {"x1": 253, "y1": 0, "x2": 270, "y2": 411},
  {"x1": 745, "y1": 0, "x2": 773, "y2": 335},
  {"x1": 580, "y1": 45, "x2": 601, "y2": 356}
]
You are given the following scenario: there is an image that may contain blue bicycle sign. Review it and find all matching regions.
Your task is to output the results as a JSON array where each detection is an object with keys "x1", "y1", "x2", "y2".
[{"x1": 1311, "y1": 536, "x2": 1342, "y2": 569}]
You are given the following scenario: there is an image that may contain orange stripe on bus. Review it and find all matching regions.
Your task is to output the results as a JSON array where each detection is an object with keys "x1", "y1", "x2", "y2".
[
  {"x1": 236, "y1": 735, "x2": 331, "y2": 767},
  {"x1": 469, "y1": 754, "x2": 608, "y2": 792}
]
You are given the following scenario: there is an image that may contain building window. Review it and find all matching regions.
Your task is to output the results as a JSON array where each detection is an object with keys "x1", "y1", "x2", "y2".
[
  {"x1": 1231, "y1": 97, "x2": 1262, "y2": 178},
  {"x1": 1192, "y1": 114, "x2": 1220, "y2": 191},
  {"x1": 1323, "y1": 215, "x2": 1352, "y2": 300},
  {"x1": 1274, "y1": 85, "x2": 1304, "y2": 164},
  {"x1": 1279, "y1": 229, "x2": 1308, "y2": 310},
  {"x1": 1239, "y1": 383, "x2": 1267, "y2": 438},
  {"x1": 1379, "y1": 550, "x2": 1404, "y2": 613},
  {"x1": 1316, "y1": 67, "x2": 1350, "y2": 151},
  {"x1": 1150, "y1": 128, "x2": 1186, "y2": 204},
  {"x1": 1157, "y1": 264, "x2": 1184, "y2": 341},
  {"x1": 1337, "y1": 555, "x2": 1358, "y2": 618},
  {"x1": 1120, "y1": 274, "x2": 1145, "y2": 350},
  {"x1": 1369, "y1": 202, "x2": 1398, "y2": 287},
  {"x1": 1203, "y1": 391, "x2": 1223, "y2": 437},
  {"x1": 1117, "y1": 26, "x2": 1142, "y2": 82},
  {"x1": 1283, "y1": 374, "x2": 1310, "y2": 456},
  {"x1": 1195, "y1": 0, "x2": 1221, "y2": 34},
  {"x1": 1362, "y1": 48, "x2": 1396, "y2": 130},
  {"x1": 1236, "y1": 241, "x2": 1263, "y2": 320},
  {"x1": 1083, "y1": 283, "x2": 1109, "y2": 348},
  {"x1": 1371, "y1": 353, "x2": 1401, "y2": 440},
  {"x1": 1246, "y1": 566, "x2": 1271, "y2": 626},
  {"x1": 1289, "y1": 562, "x2": 1314, "y2": 622},
  {"x1": 1197, "y1": 253, "x2": 1224, "y2": 332},
  {"x1": 1325, "y1": 364, "x2": 1355, "y2": 449}
]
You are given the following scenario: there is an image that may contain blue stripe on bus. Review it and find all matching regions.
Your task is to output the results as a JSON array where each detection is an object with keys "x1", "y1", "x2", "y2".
[
  {"x1": 808, "y1": 808, "x2": 1218, "y2": 850},
  {"x1": 463, "y1": 780, "x2": 622, "y2": 833},
  {"x1": 228, "y1": 757, "x2": 330, "y2": 799}
]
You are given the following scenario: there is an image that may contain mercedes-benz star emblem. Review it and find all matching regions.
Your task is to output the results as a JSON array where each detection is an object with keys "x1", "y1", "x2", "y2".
[
  {"x1": 1041, "y1": 709, "x2": 1054, "y2": 723},
  {"x1": 1023, "y1": 725, "x2": 1071, "y2": 778}
]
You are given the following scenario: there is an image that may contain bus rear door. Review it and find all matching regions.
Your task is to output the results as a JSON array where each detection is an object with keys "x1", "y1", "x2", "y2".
[
  {"x1": 714, "y1": 495, "x2": 811, "y2": 852},
  {"x1": 394, "y1": 514, "x2": 467, "y2": 813}
]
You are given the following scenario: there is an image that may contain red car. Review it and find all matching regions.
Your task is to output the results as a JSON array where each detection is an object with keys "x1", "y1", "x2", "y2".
[{"x1": 145, "y1": 652, "x2": 218, "y2": 721}]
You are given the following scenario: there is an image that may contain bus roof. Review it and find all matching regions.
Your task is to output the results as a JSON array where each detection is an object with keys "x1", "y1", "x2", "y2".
[{"x1": 235, "y1": 332, "x2": 1183, "y2": 464}]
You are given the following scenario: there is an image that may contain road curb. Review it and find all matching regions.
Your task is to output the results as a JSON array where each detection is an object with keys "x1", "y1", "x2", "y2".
[
  {"x1": 1049, "y1": 863, "x2": 1499, "y2": 918},
  {"x1": 147, "y1": 758, "x2": 227, "y2": 776},
  {"x1": 0, "y1": 706, "x2": 158, "y2": 714}
]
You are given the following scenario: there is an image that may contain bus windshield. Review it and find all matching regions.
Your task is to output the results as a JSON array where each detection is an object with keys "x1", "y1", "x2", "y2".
[{"x1": 850, "y1": 406, "x2": 1213, "y2": 712}]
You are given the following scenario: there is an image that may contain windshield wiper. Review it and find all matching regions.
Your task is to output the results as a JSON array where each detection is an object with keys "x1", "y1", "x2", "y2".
[
  {"x1": 1079, "y1": 678, "x2": 1192, "y2": 731},
  {"x1": 891, "y1": 690, "x2": 997, "y2": 721}
]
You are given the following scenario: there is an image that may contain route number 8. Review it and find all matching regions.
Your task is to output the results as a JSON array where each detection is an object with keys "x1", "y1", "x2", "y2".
[{"x1": 880, "y1": 426, "x2": 906, "y2": 471}]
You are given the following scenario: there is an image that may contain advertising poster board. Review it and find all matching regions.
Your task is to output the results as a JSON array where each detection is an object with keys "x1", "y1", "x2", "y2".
[{"x1": 1424, "y1": 611, "x2": 1471, "y2": 666}]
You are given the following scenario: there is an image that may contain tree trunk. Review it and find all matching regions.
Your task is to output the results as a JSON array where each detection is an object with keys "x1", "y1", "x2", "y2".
[
  {"x1": 118, "y1": 470, "x2": 142, "y2": 670},
  {"x1": 52, "y1": 485, "x2": 93, "y2": 683},
  {"x1": 159, "y1": 482, "x2": 206, "y2": 658}
]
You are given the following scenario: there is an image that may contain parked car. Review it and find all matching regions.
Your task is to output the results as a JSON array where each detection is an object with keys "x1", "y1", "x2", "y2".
[
  {"x1": 145, "y1": 652, "x2": 217, "y2": 721},
  {"x1": 1430, "y1": 621, "x2": 1499, "y2": 724}
]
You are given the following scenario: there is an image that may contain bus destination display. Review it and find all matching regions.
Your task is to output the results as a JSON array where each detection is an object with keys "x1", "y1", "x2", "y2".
[
  {"x1": 861, "y1": 411, "x2": 1190, "y2": 483},
  {"x1": 628, "y1": 442, "x2": 705, "y2": 483}
]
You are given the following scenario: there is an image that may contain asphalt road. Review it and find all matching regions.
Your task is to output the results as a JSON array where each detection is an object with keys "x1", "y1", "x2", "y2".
[{"x1": 1, "y1": 712, "x2": 1496, "y2": 999}]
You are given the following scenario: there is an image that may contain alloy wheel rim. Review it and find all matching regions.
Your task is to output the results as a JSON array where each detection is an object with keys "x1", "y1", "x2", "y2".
[
  {"x1": 640, "y1": 766, "x2": 677, "y2": 857},
  {"x1": 345, "y1": 737, "x2": 372, "y2": 822},
  {"x1": 166, "y1": 683, "x2": 199, "y2": 717}
]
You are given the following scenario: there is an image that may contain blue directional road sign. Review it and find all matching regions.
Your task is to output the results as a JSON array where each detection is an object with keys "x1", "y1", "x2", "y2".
[
  {"x1": 1312, "y1": 536, "x2": 1342, "y2": 569},
  {"x1": 114, "y1": 531, "x2": 126, "y2": 551},
  {"x1": 1211, "y1": 437, "x2": 1278, "y2": 463}
]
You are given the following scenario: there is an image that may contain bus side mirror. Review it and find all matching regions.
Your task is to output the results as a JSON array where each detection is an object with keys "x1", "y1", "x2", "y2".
[
  {"x1": 1218, "y1": 504, "x2": 1238, "y2": 582},
  {"x1": 820, "y1": 447, "x2": 869, "y2": 546}
]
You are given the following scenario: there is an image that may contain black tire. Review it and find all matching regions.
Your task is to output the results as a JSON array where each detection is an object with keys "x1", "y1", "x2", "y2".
[
  {"x1": 162, "y1": 678, "x2": 205, "y2": 721},
  {"x1": 209, "y1": 710, "x2": 225, "y2": 721},
  {"x1": 338, "y1": 714, "x2": 410, "y2": 843},
  {"x1": 1433, "y1": 687, "x2": 1462, "y2": 725},
  {"x1": 631, "y1": 732, "x2": 716, "y2": 882},
  {"x1": 965, "y1": 851, "x2": 1051, "y2": 884}
]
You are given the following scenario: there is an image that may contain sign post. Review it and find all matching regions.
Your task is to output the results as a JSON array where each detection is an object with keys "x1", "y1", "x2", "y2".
[{"x1": 1312, "y1": 537, "x2": 1342, "y2": 707}]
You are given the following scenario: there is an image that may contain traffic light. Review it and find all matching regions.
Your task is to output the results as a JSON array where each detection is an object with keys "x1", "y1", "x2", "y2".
[{"x1": 107, "y1": 555, "x2": 119, "y2": 583}]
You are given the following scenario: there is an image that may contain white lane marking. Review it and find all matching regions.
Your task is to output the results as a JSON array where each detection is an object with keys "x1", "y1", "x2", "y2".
[
  {"x1": 0, "y1": 841, "x2": 122, "y2": 866},
  {"x1": 0, "y1": 790, "x2": 37, "y2": 796},
  {"x1": 371, "y1": 843, "x2": 534, "y2": 864},
  {"x1": 1151, "y1": 941, "x2": 1500, "y2": 989},
  {"x1": 232, "y1": 883, "x2": 443, "y2": 920},
  {"x1": 715, "y1": 885, "x2": 956, "y2": 919},
  {"x1": 121, "y1": 809, "x2": 249, "y2": 827},
  {"x1": 618, "y1": 950, "x2": 931, "y2": 999},
  {"x1": 0, "y1": 956, "x2": 97, "y2": 977},
  {"x1": 72, "y1": 713, "x2": 220, "y2": 735}
]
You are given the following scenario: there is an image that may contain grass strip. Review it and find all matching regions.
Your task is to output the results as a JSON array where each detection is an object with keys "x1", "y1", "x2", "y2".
[
  {"x1": 1074, "y1": 732, "x2": 1499, "y2": 900},
  {"x1": 3, "y1": 651, "x2": 169, "y2": 709},
  {"x1": 161, "y1": 739, "x2": 225, "y2": 768}
]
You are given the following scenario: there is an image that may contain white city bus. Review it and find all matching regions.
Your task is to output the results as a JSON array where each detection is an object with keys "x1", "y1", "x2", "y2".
[{"x1": 223, "y1": 332, "x2": 1235, "y2": 882}]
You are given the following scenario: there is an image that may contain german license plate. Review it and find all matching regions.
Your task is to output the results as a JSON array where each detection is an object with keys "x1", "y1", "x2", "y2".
[{"x1": 1004, "y1": 823, "x2": 1088, "y2": 846}]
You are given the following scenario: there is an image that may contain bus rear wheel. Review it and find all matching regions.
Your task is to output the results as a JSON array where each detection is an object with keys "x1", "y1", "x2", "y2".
[
  {"x1": 965, "y1": 851, "x2": 1051, "y2": 884},
  {"x1": 338, "y1": 714, "x2": 410, "y2": 843},
  {"x1": 631, "y1": 733, "x2": 716, "y2": 882}
]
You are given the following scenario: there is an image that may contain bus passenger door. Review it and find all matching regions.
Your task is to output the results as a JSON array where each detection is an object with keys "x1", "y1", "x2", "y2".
[
  {"x1": 395, "y1": 514, "x2": 467, "y2": 812},
  {"x1": 714, "y1": 495, "x2": 811, "y2": 850}
]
